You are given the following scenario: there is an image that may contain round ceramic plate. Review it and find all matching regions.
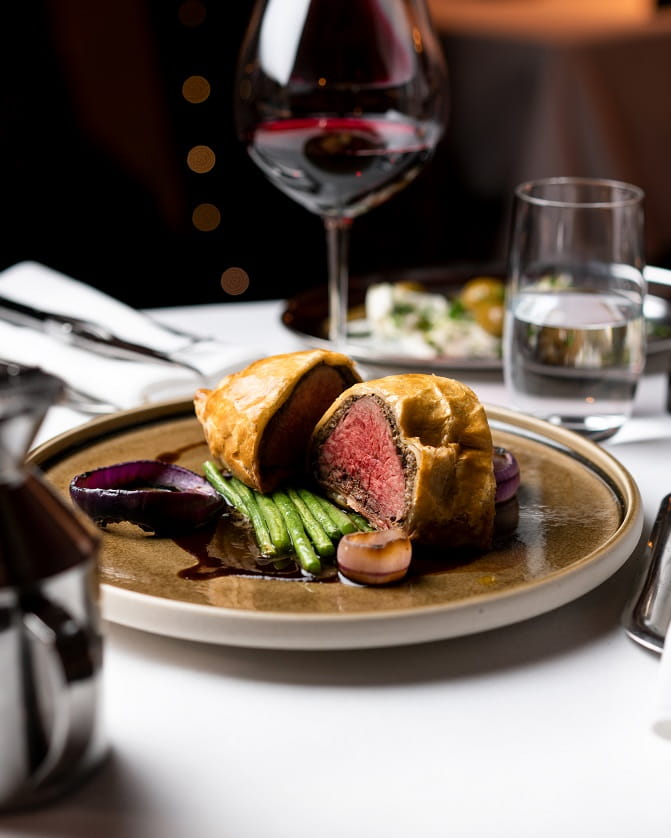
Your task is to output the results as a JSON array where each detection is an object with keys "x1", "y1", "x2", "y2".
[
  {"x1": 31, "y1": 399, "x2": 643, "y2": 650},
  {"x1": 281, "y1": 264, "x2": 671, "y2": 373}
]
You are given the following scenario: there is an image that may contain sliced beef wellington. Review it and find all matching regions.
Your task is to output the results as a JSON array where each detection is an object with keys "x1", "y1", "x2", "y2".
[
  {"x1": 310, "y1": 374, "x2": 495, "y2": 549},
  {"x1": 194, "y1": 349, "x2": 361, "y2": 494}
]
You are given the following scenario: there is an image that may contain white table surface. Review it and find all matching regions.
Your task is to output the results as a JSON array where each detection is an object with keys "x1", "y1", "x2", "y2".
[{"x1": 5, "y1": 299, "x2": 671, "y2": 838}]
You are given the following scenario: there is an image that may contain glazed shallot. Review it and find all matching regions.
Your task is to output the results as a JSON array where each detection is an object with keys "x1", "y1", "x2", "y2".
[{"x1": 337, "y1": 528, "x2": 412, "y2": 586}]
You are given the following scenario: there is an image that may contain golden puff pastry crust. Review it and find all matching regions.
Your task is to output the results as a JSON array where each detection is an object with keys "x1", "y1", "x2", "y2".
[
  {"x1": 310, "y1": 374, "x2": 495, "y2": 549},
  {"x1": 194, "y1": 349, "x2": 361, "y2": 493}
]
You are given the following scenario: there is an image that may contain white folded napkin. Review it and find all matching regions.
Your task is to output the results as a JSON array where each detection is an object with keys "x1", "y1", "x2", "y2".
[{"x1": 0, "y1": 262, "x2": 265, "y2": 410}]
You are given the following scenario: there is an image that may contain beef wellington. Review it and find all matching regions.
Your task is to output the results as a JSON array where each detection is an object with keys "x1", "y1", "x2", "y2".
[{"x1": 309, "y1": 374, "x2": 495, "y2": 549}]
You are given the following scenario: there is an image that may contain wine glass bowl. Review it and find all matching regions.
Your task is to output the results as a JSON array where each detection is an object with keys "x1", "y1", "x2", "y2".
[{"x1": 235, "y1": 0, "x2": 448, "y2": 347}]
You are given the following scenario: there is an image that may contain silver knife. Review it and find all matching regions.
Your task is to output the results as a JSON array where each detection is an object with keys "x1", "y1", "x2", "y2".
[
  {"x1": 622, "y1": 493, "x2": 671, "y2": 652},
  {"x1": 0, "y1": 293, "x2": 203, "y2": 374}
]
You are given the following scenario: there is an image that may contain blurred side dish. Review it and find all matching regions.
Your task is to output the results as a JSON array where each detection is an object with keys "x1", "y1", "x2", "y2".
[{"x1": 364, "y1": 276, "x2": 505, "y2": 359}]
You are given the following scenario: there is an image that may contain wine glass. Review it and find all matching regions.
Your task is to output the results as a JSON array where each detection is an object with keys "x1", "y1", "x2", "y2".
[{"x1": 234, "y1": 0, "x2": 448, "y2": 348}]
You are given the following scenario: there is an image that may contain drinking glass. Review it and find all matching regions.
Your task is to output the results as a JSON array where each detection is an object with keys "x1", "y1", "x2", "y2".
[
  {"x1": 503, "y1": 177, "x2": 647, "y2": 441},
  {"x1": 234, "y1": 0, "x2": 448, "y2": 348}
]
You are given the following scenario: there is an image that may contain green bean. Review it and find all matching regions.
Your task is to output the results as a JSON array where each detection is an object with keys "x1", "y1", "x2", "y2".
[
  {"x1": 202, "y1": 461, "x2": 248, "y2": 514},
  {"x1": 204, "y1": 462, "x2": 278, "y2": 556},
  {"x1": 349, "y1": 512, "x2": 374, "y2": 532},
  {"x1": 311, "y1": 493, "x2": 358, "y2": 535},
  {"x1": 255, "y1": 492, "x2": 291, "y2": 554},
  {"x1": 271, "y1": 491, "x2": 322, "y2": 575},
  {"x1": 225, "y1": 477, "x2": 278, "y2": 557},
  {"x1": 271, "y1": 556, "x2": 293, "y2": 571},
  {"x1": 287, "y1": 488, "x2": 335, "y2": 558},
  {"x1": 296, "y1": 488, "x2": 341, "y2": 540}
]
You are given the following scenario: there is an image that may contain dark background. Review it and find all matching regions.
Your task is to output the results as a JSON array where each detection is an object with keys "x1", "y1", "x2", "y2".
[{"x1": 1, "y1": 0, "x2": 502, "y2": 309}]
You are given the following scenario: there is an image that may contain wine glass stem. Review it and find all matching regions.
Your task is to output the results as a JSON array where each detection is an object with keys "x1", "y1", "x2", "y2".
[{"x1": 324, "y1": 216, "x2": 353, "y2": 349}]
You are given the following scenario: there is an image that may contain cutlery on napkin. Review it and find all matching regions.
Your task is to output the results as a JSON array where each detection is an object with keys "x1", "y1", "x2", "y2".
[
  {"x1": 0, "y1": 262, "x2": 265, "y2": 410},
  {"x1": 622, "y1": 493, "x2": 671, "y2": 739}
]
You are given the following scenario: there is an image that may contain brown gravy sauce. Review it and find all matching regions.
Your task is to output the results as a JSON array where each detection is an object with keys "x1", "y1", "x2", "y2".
[{"x1": 155, "y1": 441, "x2": 205, "y2": 464}]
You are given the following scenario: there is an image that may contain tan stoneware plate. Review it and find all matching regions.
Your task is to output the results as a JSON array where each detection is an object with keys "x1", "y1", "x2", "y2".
[{"x1": 30, "y1": 399, "x2": 643, "y2": 650}]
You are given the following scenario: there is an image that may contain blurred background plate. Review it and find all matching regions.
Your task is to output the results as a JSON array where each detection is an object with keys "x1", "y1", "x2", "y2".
[{"x1": 281, "y1": 264, "x2": 671, "y2": 374}]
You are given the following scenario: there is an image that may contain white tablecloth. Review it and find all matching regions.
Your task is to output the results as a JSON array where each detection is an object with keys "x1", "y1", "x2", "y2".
[{"x1": 6, "y1": 299, "x2": 671, "y2": 838}]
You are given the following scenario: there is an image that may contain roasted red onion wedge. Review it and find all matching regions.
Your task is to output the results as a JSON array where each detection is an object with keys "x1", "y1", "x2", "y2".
[
  {"x1": 337, "y1": 528, "x2": 412, "y2": 586},
  {"x1": 493, "y1": 447, "x2": 520, "y2": 504},
  {"x1": 69, "y1": 460, "x2": 225, "y2": 535}
]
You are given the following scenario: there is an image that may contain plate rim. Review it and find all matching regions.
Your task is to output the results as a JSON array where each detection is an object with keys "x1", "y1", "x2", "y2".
[{"x1": 30, "y1": 399, "x2": 644, "y2": 650}]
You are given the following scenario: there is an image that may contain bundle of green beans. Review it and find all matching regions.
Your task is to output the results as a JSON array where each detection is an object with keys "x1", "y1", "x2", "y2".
[{"x1": 202, "y1": 461, "x2": 373, "y2": 575}]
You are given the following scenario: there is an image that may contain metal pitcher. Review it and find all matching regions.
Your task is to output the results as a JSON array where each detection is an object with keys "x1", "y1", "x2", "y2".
[{"x1": 0, "y1": 363, "x2": 105, "y2": 811}]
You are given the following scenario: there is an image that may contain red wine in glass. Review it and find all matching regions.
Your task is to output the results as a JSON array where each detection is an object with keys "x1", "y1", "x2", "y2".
[
  {"x1": 250, "y1": 116, "x2": 439, "y2": 217},
  {"x1": 235, "y1": 0, "x2": 448, "y2": 347}
]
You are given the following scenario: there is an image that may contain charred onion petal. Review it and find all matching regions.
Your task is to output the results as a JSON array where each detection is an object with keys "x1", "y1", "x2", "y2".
[
  {"x1": 337, "y1": 528, "x2": 412, "y2": 586},
  {"x1": 69, "y1": 460, "x2": 225, "y2": 534},
  {"x1": 493, "y1": 447, "x2": 520, "y2": 504}
]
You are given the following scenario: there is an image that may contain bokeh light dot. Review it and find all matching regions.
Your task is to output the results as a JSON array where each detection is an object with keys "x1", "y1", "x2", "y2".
[
  {"x1": 192, "y1": 203, "x2": 221, "y2": 232},
  {"x1": 221, "y1": 267, "x2": 250, "y2": 296},
  {"x1": 187, "y1": 145, "x2": 216, "y2": 173},
  {"x1": 182, "y1": 75, "x2": 211, "y2": 104}
]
